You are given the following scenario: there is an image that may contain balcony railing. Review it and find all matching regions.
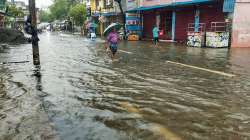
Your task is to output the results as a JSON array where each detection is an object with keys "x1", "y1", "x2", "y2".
[{"x1": 93, "y1": 7, "x2": 118, "y2": 14}]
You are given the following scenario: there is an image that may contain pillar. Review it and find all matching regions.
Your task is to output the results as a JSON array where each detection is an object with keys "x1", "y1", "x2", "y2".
[
  {"x1": 171, "y1": 11, "x2": 176, "y2": 41},
  {"x1": 100, "y1": 22, "x2": 104, "y2": 36},
  {"x1": 194, "y1": 9, "x2": 200, "y2": 32}
]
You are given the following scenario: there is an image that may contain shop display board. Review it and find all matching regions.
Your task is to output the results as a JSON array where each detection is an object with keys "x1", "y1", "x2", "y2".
[
  {"x1": 187, "y1": 32, "x2": 206, "y2": 47},
  {"x1": 126, "y1": 13, "x2": 142, "y2": 40},
  {"x1": 206, "y1": 32, "x2": 229, "y2": 48}
]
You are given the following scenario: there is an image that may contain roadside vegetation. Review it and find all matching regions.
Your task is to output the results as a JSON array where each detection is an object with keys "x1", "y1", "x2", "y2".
[{"x1": 39, "y1": 0, "x2": 86, "y2": 26}]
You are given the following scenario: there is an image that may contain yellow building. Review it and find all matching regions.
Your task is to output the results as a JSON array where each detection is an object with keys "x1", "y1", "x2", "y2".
[{"x1": 88, "y1": 0, "x2": 125, "y2": 36}]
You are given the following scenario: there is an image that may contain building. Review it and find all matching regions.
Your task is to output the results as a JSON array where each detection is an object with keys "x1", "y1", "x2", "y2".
[
  {"x1": 0, "y1": 0, "x2": 6, "y2": 28},
  {"x1": 127, "y1": 0, "x2": 250, "y2": 48},
  {"x1": 12, "y1": 1, "x2": 40, "y2": 28},
  {"x1": 14, "y1": 1, "x2": 29, "y2": 16},
  {"x1": 231, "y1": 0, "x2": 250, "y2": 47},
  {"x1": 14, "y1": 1, "x2": 29, "y2": 28},
  {"x1": 89, "y1": 0, "x2": 127, "y2": 35},
  {"x1": 128, "y1": 0, "x2": 227, "y2": 41}
]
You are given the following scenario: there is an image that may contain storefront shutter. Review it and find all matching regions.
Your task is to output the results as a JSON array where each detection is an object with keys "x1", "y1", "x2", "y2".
[{"x1": 223, "y1": 0, "x2": 235, "y2": 13}]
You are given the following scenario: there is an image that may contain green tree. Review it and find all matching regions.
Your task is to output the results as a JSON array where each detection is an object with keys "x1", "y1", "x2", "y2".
[
  {"x1": 67, "y1": 0, "x2": 82, "y2": 6},
  {"x1": 49, "y1": 0, "x2": 84, "y2": 21},
  {"x1": 68, "y1": 4, "x2": 86, "y2": 26},
  {"x1": 7, "y1": 5, "x2": 24, "y2": 17},
  {"x1": 39, "y1": 10, "x2": 51, "y2": 22},
  {"x1": 49, "y1": 0, "x2": 70, "y2": 20}
]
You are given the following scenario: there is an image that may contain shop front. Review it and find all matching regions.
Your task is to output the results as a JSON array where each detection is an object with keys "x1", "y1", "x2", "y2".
[
  {"x1": 184, "y1": 2, "x2": 228, "y2": 47},
  {"x1": 128, "y1": 0, "x2": 227, "y2": 45},
  {"x1": 92, "y1": 12, "x2": 123, "y2": 36},
  {"x1": 126, "y1": 12, "x2": 142, "y2": 40},
  {"x1": 142, "y1": 9, "x2": 173, "y2": 40}
]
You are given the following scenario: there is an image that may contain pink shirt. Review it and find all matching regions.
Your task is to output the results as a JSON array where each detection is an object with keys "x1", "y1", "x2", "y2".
[{"x1": 107, "y1": 32, "x2": 119, "y2": 44}]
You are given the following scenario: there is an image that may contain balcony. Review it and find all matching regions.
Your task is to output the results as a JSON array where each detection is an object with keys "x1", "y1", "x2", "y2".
[{"x1": 15, "y1": 17, "x2": 25, "y2": 22}]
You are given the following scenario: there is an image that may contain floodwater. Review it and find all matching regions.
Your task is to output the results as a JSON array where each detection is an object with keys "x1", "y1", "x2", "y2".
[{"x1": 1, "y1": 32, "x2": 250, "y2": 140}]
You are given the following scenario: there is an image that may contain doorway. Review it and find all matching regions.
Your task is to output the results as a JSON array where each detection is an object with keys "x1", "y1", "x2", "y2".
[{"x1": 159, "y1": 12, "x2": 172, "y2": 40}]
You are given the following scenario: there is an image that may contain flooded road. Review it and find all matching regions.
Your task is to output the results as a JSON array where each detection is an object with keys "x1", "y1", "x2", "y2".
[{"x1": 1, "y1": 32, "x2": 250, "y2": 140}]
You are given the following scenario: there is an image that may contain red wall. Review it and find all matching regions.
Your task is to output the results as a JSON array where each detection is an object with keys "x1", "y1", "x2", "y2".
[
  {"x1": 142, "y1": 10, "x2": 172, "y2": 39},
  {"x1": 141, "y1": 3, "x2": 225, "y2": 41},
  {"x1": 175, "y1": 4, "x2": 225, "y2": 41},
  {"x1": 175, "y1": 8, "x2": 195, "y2": 41},
  {"x1": 143, "y1": 11, "x2": 155, "y2": 38},
  {"x1": 199, "y1": 4, "x2": 225, "y2": 31}
]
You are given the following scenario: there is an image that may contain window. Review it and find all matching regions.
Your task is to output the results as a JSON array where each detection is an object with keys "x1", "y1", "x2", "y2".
[
  {"x1": 104, "y1": 0, "x2": 113, "y2": 8},
  {"x1": 95, "y1": 0, "x2": 99, "y2": 10}
]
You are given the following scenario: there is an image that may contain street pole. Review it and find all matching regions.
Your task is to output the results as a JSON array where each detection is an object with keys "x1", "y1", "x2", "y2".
[
  {"x1": 115, "y1": 0, "x2": 126, "y2": 40},
  {"x1": 29, "y1": 0, "x2": 40, "y2": 65}
]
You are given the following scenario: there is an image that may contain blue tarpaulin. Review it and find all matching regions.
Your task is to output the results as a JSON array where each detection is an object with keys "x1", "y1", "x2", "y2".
[
  {"x1": 223, "y1": 0, "x2": 235, "y2": 12},
  {"x1": 126, "y1": 25, "x2": 142, "y2": 31},
  {"x1": 126, "y1": 16, "x2": 140, "y2": 20}
]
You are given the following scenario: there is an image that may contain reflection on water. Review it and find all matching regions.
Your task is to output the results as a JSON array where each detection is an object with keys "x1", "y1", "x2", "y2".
[
  {"x1": 1, "y1": 32, "x2": 250, "y2": 140},
  {"x1": 33, "y1": 65, "x2": 42, "y2": 91}
]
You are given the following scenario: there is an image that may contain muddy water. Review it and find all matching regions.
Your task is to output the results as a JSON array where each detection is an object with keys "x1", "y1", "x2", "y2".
[{"x1": 1, "y1": 32, "x2": 250, "y2": 140}]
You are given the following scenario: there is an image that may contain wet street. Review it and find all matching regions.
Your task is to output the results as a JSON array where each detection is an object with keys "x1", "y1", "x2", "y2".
[{"x1": 1, "y1": 32, "x2": 250, "y2": 140}]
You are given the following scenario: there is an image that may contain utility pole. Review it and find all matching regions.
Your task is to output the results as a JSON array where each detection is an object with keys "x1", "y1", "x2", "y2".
[
  {"x1": 114, "y1": 0, "x2": 126, "y2": 40},
  {"x1": 29, "y1": 0, "x2": 40, "y2": 65}
]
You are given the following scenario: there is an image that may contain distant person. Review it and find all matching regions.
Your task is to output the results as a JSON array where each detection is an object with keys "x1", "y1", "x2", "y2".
[
  {"x1": 152, "y1": 25, "x2": 159, "y2": 46},
  {"x1": 90, "y1": 32, "x2": 96, "y2": 40},
  {"x1": 106, "y1": 28, "x2": 119, "y2": 60},
  {"x1": 89, "y1": 27, "x2": 96, "y2": 40}
]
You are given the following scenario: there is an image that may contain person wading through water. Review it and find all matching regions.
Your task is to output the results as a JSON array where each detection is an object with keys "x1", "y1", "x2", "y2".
[
  {"x1": 106, "y1": 28, "x2": 119, "y2": 60},
  {"x1": 152, "y1": 25, "x2": 159, "y2": 47}
]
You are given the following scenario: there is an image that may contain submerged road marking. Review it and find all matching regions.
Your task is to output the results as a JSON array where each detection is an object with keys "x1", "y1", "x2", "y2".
[
  {"x1": 119, "y1": 102, "x2": 182, "y2": 140},
  {"x1": 166, "y1": 61, "x2": 236, "y2": 77},
  {"x1": 120, "y1": 102, "x2": 140, "y2": 114},
  {"x1": 151, "y1": 124, "x2": 182, "y2": 140},
  {"x1": 118, "y1": 50, "x2": 133, "y2": 54},
  {"x1": 59, "y1": 33, "x2": 72, "y2": 37}
]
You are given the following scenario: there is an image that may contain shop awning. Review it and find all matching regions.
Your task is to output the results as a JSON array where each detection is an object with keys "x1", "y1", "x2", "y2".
[
  {"x1": 127, "y1": 0, "x2": 214, "y2": 12},
  {"x1": 173, "y1": 0, "x2": 213, "y2": 6}
]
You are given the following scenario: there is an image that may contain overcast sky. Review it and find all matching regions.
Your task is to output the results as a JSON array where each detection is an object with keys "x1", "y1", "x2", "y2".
[{"x1": 8, "y1": 0, "x2": 53, "y2": 8}]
